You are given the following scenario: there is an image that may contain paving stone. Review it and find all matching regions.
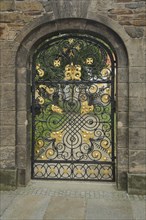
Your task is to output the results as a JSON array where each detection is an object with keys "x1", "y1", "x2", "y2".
[
  {"x1": 1, "y1": 180, "x2": 146, "y2": 220},
  {"x1": 1, "y1": 195, "x2": 51, "y2": 220},
  {"x1": 86, "y1": 198, "x2": 134, "y2": 220},
  {"x1": 130, "y1": 200, "x2": 146, "y2": 219},
  {"x1": 0, "y1": 192, "x2": 16, "y2": 217},
  {"x1": 43, "y1": 197, "x2": 85, "y2": 220}
]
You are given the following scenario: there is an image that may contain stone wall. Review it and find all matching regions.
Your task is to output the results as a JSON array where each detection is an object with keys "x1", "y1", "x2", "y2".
[{"x1": 0, "y1": 0, "x2": 146, "y2": 194}]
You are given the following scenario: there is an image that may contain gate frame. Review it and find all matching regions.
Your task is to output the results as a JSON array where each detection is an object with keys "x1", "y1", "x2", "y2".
[
  {"x1": 15, "y1": 18, "x2": 128, "y2": 189},
  {"x1": 31, "y1": 33, "x2": 116, "y2": 181}
]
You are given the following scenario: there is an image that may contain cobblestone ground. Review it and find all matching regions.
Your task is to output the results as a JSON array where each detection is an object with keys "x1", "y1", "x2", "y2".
[{"x1": 0, "y1": 180, "x2": 146, "y2": 220}]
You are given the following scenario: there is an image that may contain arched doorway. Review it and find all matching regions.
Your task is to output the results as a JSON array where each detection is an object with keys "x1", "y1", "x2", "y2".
[
  {"x1": 31, "y1": 33, "x2": 116, "y2": 181},
  {"x1": 15, "y1": 18, "x2": 128, "y2": 188}
]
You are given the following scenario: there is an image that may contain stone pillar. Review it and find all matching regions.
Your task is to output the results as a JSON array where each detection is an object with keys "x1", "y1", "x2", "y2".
[
  {"x1": 0, "y1": 42, "x2": 18, "y2": 189},
  {"x1": 128, "y1": 63, "x2": 146, "y2": 194},
  {"x1": 116, "y1": 67, "x2": 129, "y2": 190},
  {"x1": 16, "y1": 64, "x2": 32, "y2": 186}
]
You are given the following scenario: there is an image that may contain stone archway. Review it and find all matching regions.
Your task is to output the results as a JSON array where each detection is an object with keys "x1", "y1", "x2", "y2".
[{"x1": 15, "y1": 18, "x2": 128, "y2": 189}]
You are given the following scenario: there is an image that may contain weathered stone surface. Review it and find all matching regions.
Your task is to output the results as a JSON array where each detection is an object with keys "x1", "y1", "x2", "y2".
[
  {"x1": 0, "y1": 169, "x2": 17, "y2": 190},
  {"x1": 129, "y1": 150, "x2": 146, "y2": 173},
  {"x1": 132, "y1": 19, "x2": 146, "y2": 26},
  {"x1": 42, "y1": 1, "x2": 53, "y2": 12},
  {"x1": 129, "y1": 97, "x2": 145, "y2": 112},
  {"x1": 118, "y1": 15, "x2": 134, "y2": 25},
  {"x1": 116, "y1": 0, "x2": 133, "y2": 2},
  {"x1": 135, "y1": 13, "x2": 146, "y2": 20},
  {"x1": 0, "y1": 40, "x2": 18, "y2": 51},
  {"x1": 117, "y1": 148, "x2": 129, "y2": 169},
  {"x1": 0, "y1": 24, "x2": 9, "y2": 40},
  {"x1": 4, "y1": 195, "x2": 48, "y2": 220},
  {"x1": 0, "y1": 23, "x2": 24, "y2": 40},
  {"x1": 129, "y1": 111, "x2": 146, "y2": 128},
  {"x1": 125, "y1": 27, "x2": 144, "y2": 38},
  {"x1": 15, "y1": 1, "x2": 44, "y2": 12},
  {"x1": 125, "y1": 2, "x2": 145, "y2": 9},
  {"x1": 118, "y1": 112, "x2": 128, "y2": 127},
  {"x1": 0, "y1": 147, "x2": 15, "y2": 169},
  {"x1": 0, "y1": 126, "x2": 15, "y2": 146},
  {"x1": 88, "y1": 0, "x2": 114, "y2": 12},
  {"x1": 117, "y1": 170, "x2": 127, "y2": 190},
  {"x1": 16, "y1": 146, "x2": 27, "y2": 169},
  {"x1": 0, "y1": 12, "x2": 33, "y2": 24},
  {"x1": 56, "y1": 19, "x2": 87, "y2": 32},
  {"x1": 0, "y1": 49, "x2": 16, "y2": 67},
  {"x1": 129, "y1": 128, "x2": 146, "y2": 149},
  {"x1": 17, "y1": 67, "x2": 30, "y2": 83},
  {"x1": 118, "y1": 97, "x2": 129, "y2": 112},
  {"x1": 17, "y1": 166, "x2": 28, "y2": 186},
  {"x1": 129, "y1": 67, "x2": 146, "y2": 82},
  {"x1": 117, "y1": 67, "x2": 129, "y2": 83},
  {"x1": 0, "y1": 84, "x2": 15, "y2": 110},
  {"x1": 0, "y1": 111, "x2": 16, "y2": 125},
  {"x1": 117, "y1": 127, "x2": 128, "y2": 148},
  {"x1": 52, "y1": 0, "x2": 91, "y2": 18},
  {"x1": 108, "y1": 8, "x2": 133, "y2": 15},
  {"x1": 118, "y1": 83, "x2": 128, "y2": 97},
  {"x1": 17, "y1": 84, "x2": 30, "y2": 111},
  {"x1": 127, "y1": 173, "x2": 146, "y2": 195},
  {"x1": 108, "y1": 14, "x2": 118, "y2": 21},
  {"x1": 16, "y1": 46, "x2": 29, "y2": 68},
  {"x1": 43, "y1": 197, "x2": 85, "y2": 220},
  {"x1": 129, "y1": 83, "x2": 145, "y2": 98},
  {"x1": 0, "y1": 66, "x2": 15, "y2": 83},
  {"x1": 119, "y1": 20, "x2": 131, "y2": 26},
  {"x1": 17, "y1": 111, "x2": 27, "y2": 125},
  {"x1": 0, "y1": 1, "x2": 14, "y2": 11},
  {"x1": 17, "y1": 125, "x2": 27, "y2": 145}
]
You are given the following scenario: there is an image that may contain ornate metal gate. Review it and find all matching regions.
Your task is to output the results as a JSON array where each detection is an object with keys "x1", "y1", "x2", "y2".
[{"x1": 32, "y1": 33, "x2": 116, "y2": 181}]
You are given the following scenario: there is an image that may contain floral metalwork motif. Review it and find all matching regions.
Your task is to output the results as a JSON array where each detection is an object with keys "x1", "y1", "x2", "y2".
[
  {"x1": 32, "y1": 34, "x2": 116, "y2": 181},
  {"x1": 64, "y1": 63, "x2": 81, "y2": 81}
]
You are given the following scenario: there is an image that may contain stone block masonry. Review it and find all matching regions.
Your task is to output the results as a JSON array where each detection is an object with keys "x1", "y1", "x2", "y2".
[{"x1": 0, "y1": 0, "x2": 146, "y2": 194}]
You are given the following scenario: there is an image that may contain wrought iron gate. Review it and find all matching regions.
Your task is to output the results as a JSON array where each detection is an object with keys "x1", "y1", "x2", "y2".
[{"x1": 32, "y1": 33, "x2": 116, "y2": 181}]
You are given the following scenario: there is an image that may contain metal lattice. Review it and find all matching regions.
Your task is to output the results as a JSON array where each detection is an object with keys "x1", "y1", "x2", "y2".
[{"x1": 32, "y1": 34, "x2": 116, "y2": 181}]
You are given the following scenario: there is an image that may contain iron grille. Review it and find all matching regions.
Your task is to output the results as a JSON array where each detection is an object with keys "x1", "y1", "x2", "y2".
[{"x1": 31, "y1": 33, "x2": 116, "y2": 181}]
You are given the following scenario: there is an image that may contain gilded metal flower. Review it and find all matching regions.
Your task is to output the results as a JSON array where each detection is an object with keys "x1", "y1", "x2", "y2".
[{"x1": 81, "y1": 101, "x2": 94, "y2": 114}]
